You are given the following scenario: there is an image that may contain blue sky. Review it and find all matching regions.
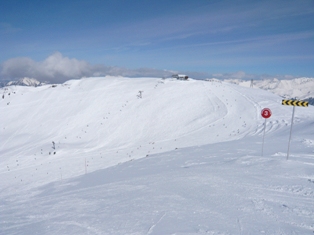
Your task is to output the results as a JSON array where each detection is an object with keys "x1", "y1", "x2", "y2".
[{"x1": 0, "y1": 0, "x2": 314, "y2": 82}]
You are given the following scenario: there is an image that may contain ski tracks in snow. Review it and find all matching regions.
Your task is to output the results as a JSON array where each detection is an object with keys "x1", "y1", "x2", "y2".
[
  {"x1": 147, "y1": 212, "x2": 167, "y2": 235},
  {"x1": 202, "y1": 80, "x2": 258, "y2": 140}
]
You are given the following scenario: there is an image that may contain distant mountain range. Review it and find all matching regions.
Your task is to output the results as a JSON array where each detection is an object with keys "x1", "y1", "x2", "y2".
[
  {"x1": 222, "y1": 77, "x2": 314, "y2": 105},
  {"x1": 1, "y1": 77, "x2": 46, "y2": 87},
  {"x1": 1, "y1": 76, "x2": 313, "y2": 105},
  {"x1": 305, "y1": 97, "x2": 314, "y2": 105}
]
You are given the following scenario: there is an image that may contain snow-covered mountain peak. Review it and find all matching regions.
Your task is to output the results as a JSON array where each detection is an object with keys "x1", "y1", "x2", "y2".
[
  {"x1": 224, "y1": 77, "x2": 314, "y2": 100},
  {"x1": 5, "y1": 77, "x2": 45, "y2": 87}
]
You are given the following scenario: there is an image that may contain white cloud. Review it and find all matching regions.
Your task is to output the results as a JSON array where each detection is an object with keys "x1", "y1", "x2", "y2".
[
  {"x1": 41, "y1": 52, "x2": 91, "y2": 79},
  {"x1": 0, "y1": 22, "x2": 21, "y2": 34},
  {"x1": 1, "y1": 52, "x2": 92, "y2": 83},
  {"x1": 210, "y1": 71, "x2": 298, "y2": 81},
  {"x1": 211, "y1": 71, "x2": 254, "y2": 80},
  {"x1": 0, "y1": 52, "x2": 176, "y2": 83},
  {"x1": 100, "y1": 0, "x2": 314, "y2": 51},
  {"x1": 0, "y1": 52, "x2": 299, "y2": 84}
]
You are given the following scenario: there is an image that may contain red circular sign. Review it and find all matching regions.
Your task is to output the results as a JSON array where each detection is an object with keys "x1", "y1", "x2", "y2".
[{"x1": 261, "y1": 108, "x2": 272, "y2": 119}]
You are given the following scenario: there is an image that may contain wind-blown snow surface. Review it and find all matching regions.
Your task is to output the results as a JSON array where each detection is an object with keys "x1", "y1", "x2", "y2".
[{"x1": 1, "y1": 77, "x2": 314, "y2": 234}]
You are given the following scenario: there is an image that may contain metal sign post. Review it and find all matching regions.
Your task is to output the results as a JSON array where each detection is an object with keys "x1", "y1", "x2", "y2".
[
  {"x1": 282, "y1": 99, "x2": 308, "y2": 160},
  {"x1": 261, "y1": 118, "x2": 267, "y2": 157},
  {"x1": 261, "y1": 108, "x2": 272, "y2": 157},
  {"x1": 286, "y1": 106, "x2": 295, "y2": 160}
]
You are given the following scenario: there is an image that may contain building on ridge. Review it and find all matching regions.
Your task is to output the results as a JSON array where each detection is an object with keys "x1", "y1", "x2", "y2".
[{"x1": 172, "y1": 74, "x2": 189, "y2": 80}]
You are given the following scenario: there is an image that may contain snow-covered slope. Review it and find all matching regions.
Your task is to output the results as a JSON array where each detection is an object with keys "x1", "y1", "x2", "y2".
[
  {"x1": 1, "y1": 77, "x2": 314, "y2": 234},
  {"x1": 0, "y1": 77, "x2": 275, "y2": 176},
  {"x1": 224, "y1": 77, "x2": 314, "y2": 100}
]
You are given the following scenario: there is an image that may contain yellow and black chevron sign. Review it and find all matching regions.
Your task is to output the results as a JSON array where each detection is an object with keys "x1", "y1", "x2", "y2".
[{"x1": 282, "y1": 100, "x2": 308, "y2": 107}]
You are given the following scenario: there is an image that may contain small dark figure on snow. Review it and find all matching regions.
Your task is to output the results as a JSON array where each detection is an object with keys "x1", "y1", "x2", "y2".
[{"x1": 52, "y1": 141, "x2": 55, "y2": 150}]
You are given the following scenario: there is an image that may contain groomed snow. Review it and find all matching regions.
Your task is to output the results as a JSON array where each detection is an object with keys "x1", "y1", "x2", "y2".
[{"x1": 1, "y1": 77, "x2": 313, "y2": 234}]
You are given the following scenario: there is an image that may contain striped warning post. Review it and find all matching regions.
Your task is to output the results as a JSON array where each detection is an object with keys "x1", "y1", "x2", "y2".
[{"x1": 282, "y1": 100, "x2": 308, "y2": 107}]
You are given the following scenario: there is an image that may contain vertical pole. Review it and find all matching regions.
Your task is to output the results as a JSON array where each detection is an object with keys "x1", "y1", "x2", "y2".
[
  {"x1": 287, "y1": 106, "x2": 295, "y2": 160},
  {"x1": 261, "y1": 118, "x2": 266, "y2": 157},
  {"x1": 85, "y1": 158, "x2": 87, "y2": 174}
]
